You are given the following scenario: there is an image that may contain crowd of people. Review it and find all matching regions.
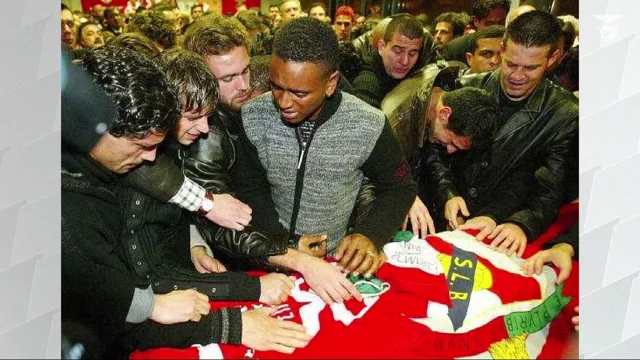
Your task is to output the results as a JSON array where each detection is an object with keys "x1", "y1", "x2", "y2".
[{"x1": 61, "y1": 0, "x2": 580, "y2": 358}]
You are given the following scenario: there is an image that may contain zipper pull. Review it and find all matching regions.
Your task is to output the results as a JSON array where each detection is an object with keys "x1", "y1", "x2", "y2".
[
  {"x1": 297, "y1": 141, "x2": 307, "y2": 170},
  {"x1": 297, "y1": 148, "x2": 305, "y2": 169}
]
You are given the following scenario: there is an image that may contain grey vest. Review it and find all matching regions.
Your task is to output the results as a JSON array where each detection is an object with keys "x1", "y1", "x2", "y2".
[{"x1": 242, "y1": 92, "x2": 385, "y2": 253}]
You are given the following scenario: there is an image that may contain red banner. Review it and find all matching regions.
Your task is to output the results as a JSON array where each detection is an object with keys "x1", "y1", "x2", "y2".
[
  {"x1": 220, "y1": 0, "x2": 261, "y2": 16},
  {"x1": 81, "y1": 0, "x2": 129, "y2": 13}
]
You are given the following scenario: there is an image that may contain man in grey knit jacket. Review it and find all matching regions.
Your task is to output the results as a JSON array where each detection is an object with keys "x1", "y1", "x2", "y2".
[{"x1": 234, "y1": 17, "x2": 417, "y2": 305}]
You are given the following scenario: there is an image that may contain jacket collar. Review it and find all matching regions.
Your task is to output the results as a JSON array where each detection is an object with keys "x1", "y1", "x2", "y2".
[
  {"x1": 413, "y1": 64, "x2": 464, "y2": 148},
  {"x1": 365, "y1": 51, "x2": 404, "y2": 90},
  {"x1": 483, "y1": 70, "x2": 551, "y2": 139},
  {"x1": 62, "y1": 149, "x2": 119, "y2": 201},
  {"x1": 308, "y1": 89, "x2": 343, "y2": 129}
]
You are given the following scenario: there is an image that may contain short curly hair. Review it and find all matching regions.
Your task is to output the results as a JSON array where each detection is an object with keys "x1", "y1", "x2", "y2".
[
  {"x1": 182, "y1": 14, "x2": 250, "y2": 57},
  {"x1": 126, "y1": 10, "x2": 177, "y2": 50},
  {"x1": 272, "y1": 17, "x2": 338, "y2": 77},
  {"x1": 81, "y1": 46, "x2": 179, "y2": 138},
  {"x1": 156, "y1": 48, "x2": 219, "y2": 115}
]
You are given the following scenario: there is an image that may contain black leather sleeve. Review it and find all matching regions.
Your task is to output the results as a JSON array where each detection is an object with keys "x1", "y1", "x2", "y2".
[
  {"x1": 121, "y1": 152, "x2": 185, "y2": 203},
  {"x1": 183, "y1": 124, "x2": 234, "y2": 195},
  {"x1": 422, "y1": 142, "x2": 461, "y2": 207},
  {"x1": 185, "y1": 119, "x2": 290, "y2": 263},
  {"x1": 475, "y1": 168, "x2": 535, "y2": 224},
  {"x1": 505, "y1": 114, "x2": 579, "y2": 241},
  {"x1": 193, "y1": 218, "x2": 288, "y2": 267}
]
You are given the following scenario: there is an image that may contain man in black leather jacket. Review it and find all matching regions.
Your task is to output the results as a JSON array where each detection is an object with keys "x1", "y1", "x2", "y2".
[{"x1": 427, "y1": 11, "x2": 579, "y2": 257}]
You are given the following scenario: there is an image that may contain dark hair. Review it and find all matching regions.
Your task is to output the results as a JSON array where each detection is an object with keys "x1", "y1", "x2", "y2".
[
  {"x1": 77, "y1": 21, "x2": 100, "y2": 43},
  {"x1": 505, "y1": 10, "x2": 562, "y2": 55},
  {"x1": 191, "y1": 4, "x2": 204, "y2": 13},
  {"x1": 61, "y1": 3, "x2": 71, "y2": 11},
  {"x1": 442, "y1": 87, "x2": 500, "y2": 149},
  {"x1": 111, "y1": 32, "x2": 161, "y2": 58},
  {"x1": 308, "y1": 2, "x2": 327, "y2": 14},
  {"x1": 156, "y1": 48, "x2": 219, "y2": 114},
  {"x1": 249, "y1": 54, "x2": 271, "y2": 94},
  {"x1": 81, "y1": 46, "x2": 179, "y2": 137},
  {"x1": 383, "y1": 14, "x2": 425, "y2": 42},
  {"x1": 272, "y1": 17, "x2": 339, "y2": 77},
  {"x1": 472, "y1": 0, "x2": 510, "y2": 21},
  {"x1": 559, "y1": 18, "x2": 576, "y2": 53},
  {"x1": 470, "y1": 24, "x2": 505, "y2": 53},
  {"x1": 434, "y1": 12, "x2": 466, "y2": 37},
  {"x1": 551, "y1": 45, "x2": 579, "y2": 91},
  {"x1": 183, "y1": 14, "x2": 250, "y2": 56},
  {"x1": 337, "y1": 40, "x2": 362, "y2": 82},
  {"x1": 127, "y1": 11, "x2": 177, "y2": 49},
  {"x1": 102, "y1": 8, "x2": 116, "y2": 20}
]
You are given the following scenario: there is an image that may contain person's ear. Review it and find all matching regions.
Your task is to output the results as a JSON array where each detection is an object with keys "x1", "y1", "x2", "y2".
[
  {"x1": 325, "y1": 70, "x2": 340, "y2": 97},
  {"x1": 465, "y1": 51, "x2": 473, "y2": 65},
  {"x1": 377, "y1": 39, "x2": 386, "y2": 55},
  {"x1": 546, "y1": 48, "x2": 562, "y2": 70},
  {"x1": 437, "y1": 105, "x2": 452, "y2": 124}
]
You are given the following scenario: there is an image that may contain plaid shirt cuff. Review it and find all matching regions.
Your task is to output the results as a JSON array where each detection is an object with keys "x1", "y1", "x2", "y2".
[{"x1": 168, "y1": 177, "x2": 206, "y2": 212}]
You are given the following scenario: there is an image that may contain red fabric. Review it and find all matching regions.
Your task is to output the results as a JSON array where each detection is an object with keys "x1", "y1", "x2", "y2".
[
  {"x1": 80, "y1": 0, "x2": 128, "y2": 13},
  {"x1": 220, "y1": 0, "x2": 260, "y2": 15},
  {"x1": 130, "y1": 203, "x2": 579, "y2": 359},
  {"x1": 377, "y1": 262, "x2": 452, "y2": 309},
  {"x1": 130, "y1": 346, "x2": 199, "y2": 359}
]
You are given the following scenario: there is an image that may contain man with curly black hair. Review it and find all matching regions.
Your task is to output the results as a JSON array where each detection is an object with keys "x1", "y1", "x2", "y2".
[
  {"x1": 233, "y1": 17, "x2": 416, "y2": 305},
  {"x1": 62, "y1": 46, "x2": 311, "y2": 358}
]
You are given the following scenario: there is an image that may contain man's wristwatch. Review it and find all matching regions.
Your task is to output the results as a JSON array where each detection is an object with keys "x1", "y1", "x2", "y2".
[{"x1": 197, "y1": 192, "x2": 215, "y2": 216}]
